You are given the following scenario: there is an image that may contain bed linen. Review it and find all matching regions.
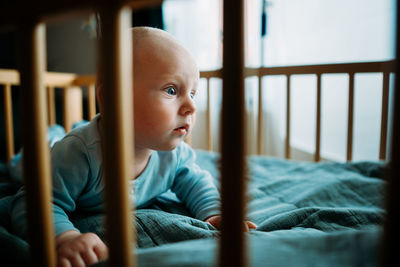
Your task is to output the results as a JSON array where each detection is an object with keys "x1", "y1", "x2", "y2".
[{"x1": 0, "y1": 148, "x2": 386, "y2": 266}]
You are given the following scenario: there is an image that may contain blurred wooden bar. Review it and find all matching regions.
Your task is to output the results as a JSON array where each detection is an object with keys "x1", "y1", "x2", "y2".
[
  {"x1": 18, "y1": 21, "x2": 56, "y2": 267},
  {"x1": 62, "y1": 86, "x2": 83, "y2": 132},
  {"x1": 98, "y1": 4, "x2": 135, "y2": 267},
  {"x1": 47, "y1": 86, "x2": 56, "y2": 125},
  {"x1": 347, "y1": 73, "x2": 355, "y2": 162},
  {"x1": 206, "y1": 78, "x2": 213, "y2": 151},
  {"x1": 382, "y1": 3, "x2": 400, "y2": 264},
  {"x1": 285, "y1": 75, "x2": 291, "y2": 159},
  {"x1": 315, "y1": 74, "x2": 322, "y2": 162},
  {"x1": 219, "y1": 0, "x2": 246, "y2": 266},
  {"x1": 257, "y1": 74, "x2": 264, "y2": 155},
  {"x1": 3, "y1": 83, "x2": 15, "y2": 162},
  {"x1": 379, "y1": 72, "x2": 390, "y2": 160},
  {"x1": 88, "y1": 84, "x2": 97, "y2": 119},
  {"x1": 0, "y1": 68, "x2": 77, "y2": 86}
]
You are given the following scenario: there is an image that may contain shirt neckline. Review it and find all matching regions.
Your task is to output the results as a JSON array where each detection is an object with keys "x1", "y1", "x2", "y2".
[{"x1": 130, "y1": 151, "x2": 155, "y2": 186}]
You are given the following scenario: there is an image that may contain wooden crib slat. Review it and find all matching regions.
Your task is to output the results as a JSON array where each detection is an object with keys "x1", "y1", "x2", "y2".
[
  {"x1": 382, "y1": 14, "x2": 400, "y2": 262},
  {"x1": 219, "y1": 0, "x2": 246, "y2": 266},
  {"x1": 206, "y1": 78, "x2": 213, "y2": 151},
  {"x1": 315, "y1": 74, "x2": 322, "y2": 162},
  {"x1": 3, "y1": 83, "x2": 15, "y2": 162},
  {"x1": 347, "y1": 73, "x2": 355, "y2": 162},
  {"x1": 47, "y1": 86, "x2": 56, "y2": 125},
  {"x1": 62, "y1": 86, "x2": 83, "y2": 132},
  {"x1": 257, "y1": 74, "x2": 264, "y2": 155},
  {"x1": 18, "y1": 22, "x2": 56, "y2": 267},
  {"x1": 98, "y1": 5, "x2": 135, "y2": 267},
  {"x1": 88, "y1": 84, "x2": 96, "y2": 120},
  {"x1": 379, "y1": 72, "x2": 390, "y2": 160},
  {"x1": 285, "y1": 75, "x2": 291, "y2": 159}
]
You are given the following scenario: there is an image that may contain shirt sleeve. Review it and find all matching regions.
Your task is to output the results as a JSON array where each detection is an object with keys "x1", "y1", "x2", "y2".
[
  {"x1": 10, "y1": 135, "x2": 92, "y2": 238},
  {"x1": 171, "y1": 142, "x2": 221, "y2": 220}
]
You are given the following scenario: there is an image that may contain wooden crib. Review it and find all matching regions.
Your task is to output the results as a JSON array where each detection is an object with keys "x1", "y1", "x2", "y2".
[{"x1": 1, "y1": 0, "x2": 399, "y2": 266}]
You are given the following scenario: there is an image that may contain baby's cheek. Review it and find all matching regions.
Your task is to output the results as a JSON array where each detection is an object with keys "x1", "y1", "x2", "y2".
[{"x1": 157, "y1": 111, "x2": 175, "y2": 126}]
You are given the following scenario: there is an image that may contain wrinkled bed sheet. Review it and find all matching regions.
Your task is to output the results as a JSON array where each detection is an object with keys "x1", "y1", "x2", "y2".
[{"x1": 0, "y1": 149, "x2": 386, "y2": 266}]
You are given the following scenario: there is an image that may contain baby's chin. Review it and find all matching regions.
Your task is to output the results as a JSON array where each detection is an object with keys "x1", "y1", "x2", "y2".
[{"x1": 149, "y1": 140, "x2": 182, "y2": 151}]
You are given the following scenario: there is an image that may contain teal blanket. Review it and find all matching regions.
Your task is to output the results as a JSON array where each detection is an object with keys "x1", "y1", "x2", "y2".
[{"x1": 0, "y1": 149, "x2": 386, "y2": 266}]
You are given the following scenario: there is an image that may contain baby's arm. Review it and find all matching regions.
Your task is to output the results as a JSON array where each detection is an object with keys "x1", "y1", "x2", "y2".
[
  {"x1": 172, "y1": 143, "x2": 220, "y2": 220},
  {"x1": 50, "y1": 137, "x2": 108, "y2": 266},
  {"x1": 173, "y1": 143, "x2": 257, "y2": 231},
  {"x1": 11, "y1": 136, "x2": 107, "y2": 266},
  {"x1": 205, "y1": 215, "x2": 257, "y2": 232},
  {"x1": 56, "y1": 230, "x2": 108, "y2": 267}
]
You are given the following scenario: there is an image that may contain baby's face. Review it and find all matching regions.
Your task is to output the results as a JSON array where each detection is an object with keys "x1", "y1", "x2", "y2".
[{"x1": 133, "y1": 35, "x2": 199, "y2": 151}]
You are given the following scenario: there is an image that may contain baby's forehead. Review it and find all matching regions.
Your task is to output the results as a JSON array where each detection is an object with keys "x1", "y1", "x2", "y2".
[
  {"x1": 132, "y1": 28, "x2": 189, "y2": 55},
  {"x1": 135, "y1": 37, "x2": 197, "y2": 66},
  {"x1": 135, "y1": 34, "x2": 184, "y2": 56},
  {"x1": 131, "y1": 27, "x2": 199, "y2": 76}
]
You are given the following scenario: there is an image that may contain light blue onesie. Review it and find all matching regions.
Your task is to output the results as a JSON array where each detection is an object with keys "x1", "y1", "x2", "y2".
[{"x1": 11, "y1": 114, "x2": 220, "y2": 238}]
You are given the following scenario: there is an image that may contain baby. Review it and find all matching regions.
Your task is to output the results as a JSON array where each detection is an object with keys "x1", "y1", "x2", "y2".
[{"x1": 11, "y1": 27, "x2": 256, "y2": 267}]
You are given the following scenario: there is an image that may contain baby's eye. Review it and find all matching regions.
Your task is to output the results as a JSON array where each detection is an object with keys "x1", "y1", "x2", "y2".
[
  {"x1": 165, "y1": 87, "x2": 177, "y2": 96},
  {"x1": 190, "y1": 91, "x2": 196, "y2": 99}
]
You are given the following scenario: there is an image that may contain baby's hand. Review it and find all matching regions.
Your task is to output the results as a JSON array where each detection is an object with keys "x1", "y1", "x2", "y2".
[
  {"x1": 205, "y1": 215, "x2": 257, "y2": 232},
  {"x1": 56, "y1": 230, "x2": 109, "y2": 267}
]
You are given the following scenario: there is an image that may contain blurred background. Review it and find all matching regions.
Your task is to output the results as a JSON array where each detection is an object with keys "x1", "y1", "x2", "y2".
[{"x1": 0, "y1": 0, "x2": 396, "y2": 162}]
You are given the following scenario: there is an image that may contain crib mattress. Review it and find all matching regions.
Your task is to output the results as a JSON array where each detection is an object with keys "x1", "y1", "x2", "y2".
[{"x1": 0, "y1": 148, "x2": 385, "y2": 266}]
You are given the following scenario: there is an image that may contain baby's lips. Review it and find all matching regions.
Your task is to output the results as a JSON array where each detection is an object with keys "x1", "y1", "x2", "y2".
[
  {"x1": 173, "y1": 126, "x2": 189, "y2": 135},
  {"x1": 176, "y1": 124, "x2": 190, "y2": 131}
]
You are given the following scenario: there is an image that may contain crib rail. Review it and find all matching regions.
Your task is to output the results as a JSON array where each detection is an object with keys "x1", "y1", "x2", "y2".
[
  {"x1": 219, "y1": 0, "x2": 246, "y2": 266},
  {"x1": 18, "y1": 21, "x2": 56, "y2": 267},
  {"x1": 1, "y1": 69, "x2": 95, "y2": 163},
  {"x1": 3, "y1": 60, "x2": 393, "y2": 164},
  {"x1": 200, "y1": 60, "x2": 395, "y2": 161}
]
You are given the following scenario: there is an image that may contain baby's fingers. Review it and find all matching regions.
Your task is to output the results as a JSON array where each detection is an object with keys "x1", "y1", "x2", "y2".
[
  {"x1": 247, "y1": 221, "x2": 257, "y2": 229},
  {"x1": 69, "y1": 255, "x2": 86, "y2": 267},
  {"x1": 59, "y1": 257, "x2": 72, "y2": 267},
  {"x1": 58, "y1": 253, "x2": 85, "y2": 267},
  {"x1": 81, "y1": 249, "x2": 99, "y2": 266},
  {"x1": 93, "y1": 242, "x2": 109, "y2": 261},
  {"x1": 242, "y1": 221, "x2": 257, "y2": 232}
]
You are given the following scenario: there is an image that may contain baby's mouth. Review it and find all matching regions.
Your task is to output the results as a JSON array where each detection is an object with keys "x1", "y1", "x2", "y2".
[{"x1": 173, "y1": 125, "x2": 189, "y2": 135}]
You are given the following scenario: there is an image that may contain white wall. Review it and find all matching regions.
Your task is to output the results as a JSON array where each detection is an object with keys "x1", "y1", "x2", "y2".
[
  {"x1": 255, "y1": 0, "x2": 396, "y2": 161},
  {"x1": 47, "y1": 14, "x2": 97, "y2": 74}
]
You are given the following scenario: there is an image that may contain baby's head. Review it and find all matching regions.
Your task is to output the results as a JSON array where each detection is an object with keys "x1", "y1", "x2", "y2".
[{"x1": 97, "y1": 27, "x2": 199, "y2": 151}]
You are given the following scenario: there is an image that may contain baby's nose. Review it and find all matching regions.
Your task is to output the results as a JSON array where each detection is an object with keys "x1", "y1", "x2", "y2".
[{"x1": 181, "y1": 97, "x2": 196, "y2": 116}]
